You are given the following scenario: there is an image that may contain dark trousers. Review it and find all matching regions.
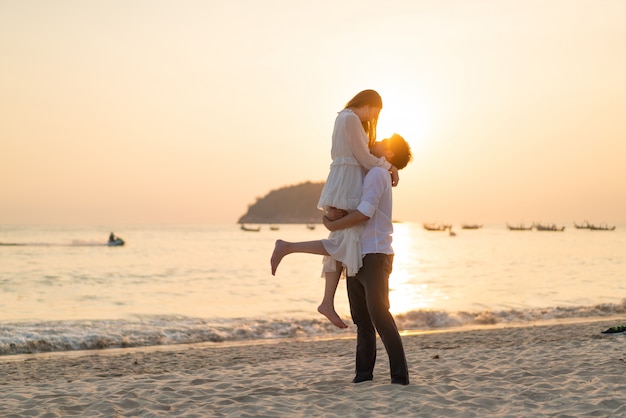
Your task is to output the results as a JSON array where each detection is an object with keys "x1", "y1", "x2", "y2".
[{"x1": 347, "y1": 253, "x2": 409, "y2": 384}]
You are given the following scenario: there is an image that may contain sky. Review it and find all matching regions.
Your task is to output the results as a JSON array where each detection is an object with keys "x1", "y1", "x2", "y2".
[{"x1": 1, "y1": 0, "x2": 625, "y2": 225}]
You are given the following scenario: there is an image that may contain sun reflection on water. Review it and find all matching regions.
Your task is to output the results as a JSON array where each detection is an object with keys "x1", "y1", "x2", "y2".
[{"x1": 389, "y1": 223, "x2": 443, "y2": 315}]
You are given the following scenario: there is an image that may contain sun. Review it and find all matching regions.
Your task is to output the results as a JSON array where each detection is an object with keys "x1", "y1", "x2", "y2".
[{"x1": 373, "y1": 83, "x2": 434, "y2": 153}]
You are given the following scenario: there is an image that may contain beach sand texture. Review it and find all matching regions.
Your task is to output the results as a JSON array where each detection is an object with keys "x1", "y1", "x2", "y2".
[{"x1": 1, "y1": 320, "x2": 625, "y2": 417}]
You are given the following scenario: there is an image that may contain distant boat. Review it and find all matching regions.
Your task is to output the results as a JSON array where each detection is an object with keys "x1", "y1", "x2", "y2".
[
  {"x1": 506, "y1": 223, "x2": 532, "y2": 231},
  {"x1": 574, "y1": 220, "x2": 615, "y2": 231},
  {"x1": 240, "y1": 224, "x2": 261, "y2": 232},
  {"x1": 461, "y1": 224, "x2": 483, "y2": 230},
  {"x1": 306, "y1": 224, "x2": 316, "y2": 230},
  {"x1": 589, "y1": 224, "x2": 616, "y2": 231},
  {"x1": 107, "y1": 232, "x2": 125, "y2": 246},
  {"x1": 269, "y1": 225, "x2": 279, "y2": 231},
  {"x1": 534, "y1": 223, "x2": 565, "y2": 232},
  {"x1": 423, "y1": 223, "x2": 451, "y2": 231}
]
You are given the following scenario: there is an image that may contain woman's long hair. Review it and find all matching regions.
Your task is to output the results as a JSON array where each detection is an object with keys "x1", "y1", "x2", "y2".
[{"x1": 344, "y1": 89, "x2": 382, "y2": 146}]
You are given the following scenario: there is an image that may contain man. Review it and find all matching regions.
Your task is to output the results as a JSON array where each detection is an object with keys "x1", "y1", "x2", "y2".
[{"x1": 323, "y1": 133, "x2": 412, "y2": 385}]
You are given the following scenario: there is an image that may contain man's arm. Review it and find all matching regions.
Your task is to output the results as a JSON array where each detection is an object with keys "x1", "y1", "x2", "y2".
[
  {"x1": 323, "y1": 210, "x2": 370, "y2": 232},
  {"x1": 323, "y1": 167, "x2": 389, "y2": 232}
]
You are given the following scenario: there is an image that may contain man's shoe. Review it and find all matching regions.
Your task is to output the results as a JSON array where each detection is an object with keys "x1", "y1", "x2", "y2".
[
  {"x1": 391, "y1": 377, "x2": 409, "y2": 385},
  {"x1": 352, "y1": 376, "x2": 373, "y2": 383}
]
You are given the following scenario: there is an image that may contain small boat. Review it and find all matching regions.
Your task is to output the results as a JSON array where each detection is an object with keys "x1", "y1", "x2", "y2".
[
  {"x1": 461, "y1": 224, "x2": 482, "y2": 230},
  {"x1": 306, "y1": 224, "x2": 316, "y2": 230},
  {"x1": 240, "y1": 224, "x2": 261, "y2": 232},
  {"x1": 589, "y1": 224, "x2": 616, "y2": 231},
  {"x1": 269, "y1": 225, "x2": 280, "y2": 231},
  {"x1": 107, "y1": 233, "x2": 125, "y2": 246},
  {"x1": 506, "y1": 223, "x2": 532, "y2": 231},
  {"x1": 573, "y1": 220, "x2": 590, "y2": 229},
  {"x1": 423, "y1": 223, "x2": 451, "y2": 231},
  {"x1": 108, "y1": 238, "x2": 125, "y2": 246},
  {"x1": 534, "y1": 223, "x2": 565, "y2": 232}
]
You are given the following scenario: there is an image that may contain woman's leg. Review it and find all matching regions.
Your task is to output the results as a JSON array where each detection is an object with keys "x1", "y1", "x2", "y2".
[
  {"x1": 317, "y1": 260, "x2": 348, "y2": 329},
  {"x1": 271, "y1": 239, "x2": 328, "y2": 275},
  {"x1": 271, "y1": 240, "x2": 348, "y2": 328}
]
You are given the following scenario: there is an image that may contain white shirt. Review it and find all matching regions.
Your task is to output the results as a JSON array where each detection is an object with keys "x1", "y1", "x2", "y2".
[{"x1": 356, "y1": 166, "x2": 394, "y2": 255}]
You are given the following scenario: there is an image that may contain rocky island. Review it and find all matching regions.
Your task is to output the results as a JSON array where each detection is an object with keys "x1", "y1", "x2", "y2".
[{"x1": 238, "y1": 181, "x2": 325, "y2": 224}]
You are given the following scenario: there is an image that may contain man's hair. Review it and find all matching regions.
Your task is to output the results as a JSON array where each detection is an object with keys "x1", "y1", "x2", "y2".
[{"x1": 386, "y1": 133, "x2": 413, "y2": 170}]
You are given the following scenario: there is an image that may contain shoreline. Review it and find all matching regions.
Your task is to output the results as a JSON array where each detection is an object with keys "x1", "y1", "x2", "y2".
[
  {"x1": 2, "y1": 314, "x2": 623, "y2": 361},
  {"x1": 2, "y1": 318, "x2": 625, "y2": 417}
]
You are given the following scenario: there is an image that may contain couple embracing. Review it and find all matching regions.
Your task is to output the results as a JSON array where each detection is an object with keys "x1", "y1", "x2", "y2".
[{"x1": 271, "y1": 90, "x2": 413, "y2": 385}]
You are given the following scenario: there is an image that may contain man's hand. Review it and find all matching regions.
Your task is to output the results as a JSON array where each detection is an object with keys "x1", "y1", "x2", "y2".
[
  {"x1": 323, "y1": 207, "x2": 370, "y2": 232},
  {"x1": 325, "y1": 206, "x2": 348, "y2": 221},
  {"x1": 323, "y1": 206, "x2": 348, "y2": 231}
]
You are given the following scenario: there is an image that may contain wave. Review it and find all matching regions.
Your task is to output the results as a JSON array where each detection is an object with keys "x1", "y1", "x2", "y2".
[
  {"x1": 394, "y1": 299, "x2": 626, "y2": 328},
  {"x1": 2, "y1": 300, "x2": 624, "y2": 356}
]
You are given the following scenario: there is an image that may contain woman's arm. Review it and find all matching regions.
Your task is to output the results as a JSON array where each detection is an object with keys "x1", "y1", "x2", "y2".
[
  {"x1": 343, "y1": 112, "x2": 392, "y2": 171},
  {"x1": 343, "y1": 113, "x2": 399, "y2": 186}
]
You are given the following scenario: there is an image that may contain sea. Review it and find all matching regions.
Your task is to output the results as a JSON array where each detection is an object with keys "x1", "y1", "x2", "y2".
[{"x1": 1, "y1": 223, "x2": 624, "y2": 356}]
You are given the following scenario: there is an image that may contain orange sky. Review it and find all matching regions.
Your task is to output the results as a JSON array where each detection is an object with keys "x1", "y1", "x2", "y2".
[{"x1": 1, "y1": 0, "x2": 625, "y2": 225}]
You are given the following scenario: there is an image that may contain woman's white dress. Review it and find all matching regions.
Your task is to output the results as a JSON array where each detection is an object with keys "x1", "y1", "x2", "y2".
[{"x1": 317, "y1": 109, "x2": 391, "y2": 276}]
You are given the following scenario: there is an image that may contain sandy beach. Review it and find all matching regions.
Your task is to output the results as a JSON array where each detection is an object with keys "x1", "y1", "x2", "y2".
[{"x1": 1, "y1": 319, "x2": 625, "y2": 417}]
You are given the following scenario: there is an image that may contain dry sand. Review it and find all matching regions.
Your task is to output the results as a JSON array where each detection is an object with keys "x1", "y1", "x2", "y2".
[{"x1": 1, "y1": 319, "x2": 625, "y2": 417}]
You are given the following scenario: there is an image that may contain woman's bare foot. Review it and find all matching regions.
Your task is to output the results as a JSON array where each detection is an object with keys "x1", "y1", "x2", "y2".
[
  {"x1": 318, "y1": 304, "x2": 348, "y2": 329},
  {"x1": 270, "y1": 240, "x2": 289, "y2": 275}
]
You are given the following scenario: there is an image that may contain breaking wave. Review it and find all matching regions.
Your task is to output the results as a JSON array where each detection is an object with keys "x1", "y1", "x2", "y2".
[{"x1": 2, "y1": 299, "x2": 624, "y2": 356}]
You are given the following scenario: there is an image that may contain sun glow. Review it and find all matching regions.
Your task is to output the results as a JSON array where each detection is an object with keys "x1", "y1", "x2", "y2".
[{"x1": 374, "y1": 84, "x2": 434, "y2": 153}]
